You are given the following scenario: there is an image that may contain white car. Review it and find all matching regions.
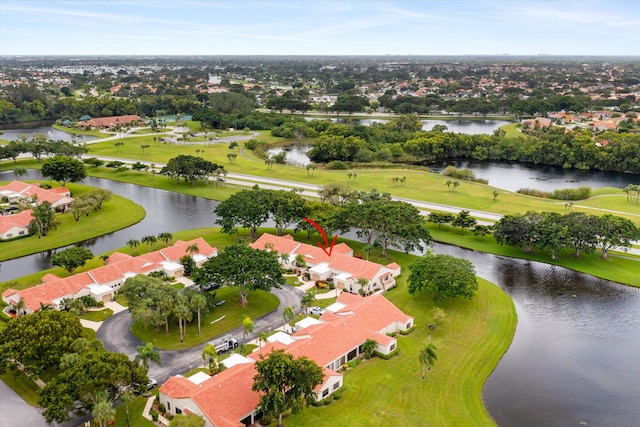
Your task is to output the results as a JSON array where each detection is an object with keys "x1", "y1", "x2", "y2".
[{"x1": 309, "y1": 306, "x2": 324, "y2": 316}]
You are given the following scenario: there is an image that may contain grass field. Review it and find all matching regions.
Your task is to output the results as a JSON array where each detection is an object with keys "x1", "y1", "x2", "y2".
[
  {"x1": 130, "y1": 287, "x2": 279, "y2": 350},
  {"x1": 287, "y1": 252, "x2": 516, "y2": 426},
  {"x1": 0, "y1": 181, "x2": 146, "y2": 262}
]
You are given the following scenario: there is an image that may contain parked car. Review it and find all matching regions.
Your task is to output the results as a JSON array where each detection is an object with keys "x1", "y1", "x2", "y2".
[
  {"x1": 147, "y1": 378, "x2": 158, "y2": 389},
  {"x1": 309, "y1": 306, "x2": 325, "y2": 316}
]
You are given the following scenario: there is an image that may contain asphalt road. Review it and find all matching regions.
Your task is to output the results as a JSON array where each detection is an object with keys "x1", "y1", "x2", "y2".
[
  {"x1": 0, "y1": 380, "x2": 50, "y2": 427},
  {"x1": 96, "y1": 285, "x2": 304, "y2": 384}
]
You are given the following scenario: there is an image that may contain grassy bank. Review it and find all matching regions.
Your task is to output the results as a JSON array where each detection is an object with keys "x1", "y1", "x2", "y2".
[
  {"x1": 0, "y1": 181, "x2": 146, "y2": 262},
  {"x1": 428, "y1": 224, "x2": 640, "y2": 287},
  {"x1": 287, "y1": 249, "x2": 516, "y2": 426}
]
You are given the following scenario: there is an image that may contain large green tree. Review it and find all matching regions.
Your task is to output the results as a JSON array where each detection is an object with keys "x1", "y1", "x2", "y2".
[
  {"x1": 252, "y1": 349, "x2": 324, "y2": 427},
  {"x1": 594, "y1": 214, "x2": 640, "y2": 259},
  {"x1": 214, "y1": 187, "x2": 272, "y2": 239},
  {"x1": 269, "y1": 190, "x2": 306, "y2": 236},
  {"x1": 134, "y1": 342, "x2": 162, "y2": 369},
  {"x1": 41, "y1": 155, "x2": 86, "y2": 185},
  {"x1": 197, "y1": 243, "x2": 283, "y2": 306},
  {"x1": 0, "y1": 310, "x2": 83, "y2": 378},
  {"x1": 51, "y1": 247, "x2": 94, "y2": 273},
  {"x1": 334, "y1": 199, "x2": 431, "y2": 257},
  {"x1": 160, "y1": 155, "x2": 224, "y2": 186},
  {"x1": 38, "y1": 349, "x2": 147, "y2": 423},
  {"x1": 408, "y1": 253, "x2": 478, "y2": 301}
]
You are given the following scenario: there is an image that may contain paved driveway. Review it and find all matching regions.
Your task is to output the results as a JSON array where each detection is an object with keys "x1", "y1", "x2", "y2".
[
  {"x1": 0, "y1": 380, "x2": 49, "y2": 427},
  {"x1": 96, "y1": 285, "x2": 304, "y2": 384}
]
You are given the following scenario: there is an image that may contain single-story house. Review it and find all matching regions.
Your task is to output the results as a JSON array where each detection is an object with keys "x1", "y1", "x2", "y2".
[
  {"x1": 0, "y1": 209, "x2": 32, "y2": 240},
  {"x1": 2, "y1": 238, "x2": 217, "y2": 314},
  {"x1": 159, "y1": 292, "x2": 413, "y2": 426},
  {"x1": 77, "y1": 114, "x2": 144, "y2": 129},
  {"x1": 0, "y1": 180, "x2": 74, "y2": 212},
  {"x1": 250, "y1": 233, "x2": 400, "y2": 294}
]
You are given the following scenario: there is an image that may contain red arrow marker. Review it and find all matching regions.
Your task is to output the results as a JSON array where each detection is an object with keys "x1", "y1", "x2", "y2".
[{"x1": 303, "y1": 217, "x2": 337, "y2": 257}]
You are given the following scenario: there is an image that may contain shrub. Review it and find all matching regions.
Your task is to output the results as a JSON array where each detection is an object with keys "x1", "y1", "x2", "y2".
[
  {"x1": 375, "y1": 348, "x2": 400, "y2": 360},
  {"x1": 332, "y1": 391, "x2": 342, "y2": 400},
  {"x1": 398, "y1": 325, "x2": 416, "y2": 335},
  {"x1": 158, "y1": 403, "x2": 166, "y2": 413},
  {"x1": 260, "y1": 414, "x2": 273, "y2": 425},
  {"x1": 326, "y1": 160, "x2": 348, "y2": 170},
  {"x1": 323, "y1": 395, "x2": 334, "y2": 405},
  {"x1": 549, "y1": 186, "x2": 592, "y2": 200},
  {"x1": 150, "y1": 410, "x2": 158, "y2": 421},
  {"x1": 517, "y1": 187, "x2": 551, "y2": 198}
]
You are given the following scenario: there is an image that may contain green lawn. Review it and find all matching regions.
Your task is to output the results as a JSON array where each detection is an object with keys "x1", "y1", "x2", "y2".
[
  {"x1": 79, "y1": 307, "x2": 114, "y2": 322},
  {"x1": 0, "y1": 181, "x2": 146, "y2": 262},
  {"x1": 0, "y1": 371, "x2": 41, "y2": 407},
  {"x1": 287, "y1": 258, "x2": 516, "y2": 426},
  {"x1": 130, "y1": 287, "x2": 279, "y2": 350}
]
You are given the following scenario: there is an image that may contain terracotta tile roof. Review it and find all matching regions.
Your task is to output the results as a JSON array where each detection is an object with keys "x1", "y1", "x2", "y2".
[
  {"x1": 87, "y1": 265, "x2": 125, "y2": 284},
  {"x1": 159, "y1": 238, "x2": 217, "y2": 262},
  {"x1": 18, "y1": 279, "x2": 74, "y2": 312},
  {"x1": 328, "y1": 255, "x2": 385, "y2": 281},
  {"x1": 41, "y1": 273, "x2": 62, "y2": 283},
  {"x1": 0, "y1": 181, "x2": 73, "y2": 207},
  {"x1": 0, "y1": 209, "x2": 32, "y2": 233},
  {"x1": 191, "y1": 363, "x2": 260, "y2": 427},
  {"x1": 250, "y1": 233, "x2": 301, "y2": 254},
  {"x1": 78, "y1": 115, "x2": 143, "y2": 128},
  {"x1": 159, "y1": 375, "x2": 200, "y2": 398},
  {"x1": 2, "y1": 288, "x2": 18, "y2": 298},
  {"x1": 64, "y1": 272, "x2": 96, "y2": 294}
]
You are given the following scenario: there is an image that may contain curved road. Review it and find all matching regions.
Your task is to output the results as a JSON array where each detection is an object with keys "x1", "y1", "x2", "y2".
[{"x1": 96, "y1": 285, "x2": 303, "y2": 384}]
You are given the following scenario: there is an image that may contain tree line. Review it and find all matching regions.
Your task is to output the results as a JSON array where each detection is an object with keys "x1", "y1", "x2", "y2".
[{"x1": 493, "y1": 211, "x2": 640, "y2": 259}]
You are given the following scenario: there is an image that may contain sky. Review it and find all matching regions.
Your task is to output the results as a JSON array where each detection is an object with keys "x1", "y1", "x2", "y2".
[{"x1": 1, "y1": 0, "x2": 639, "y2": 57}]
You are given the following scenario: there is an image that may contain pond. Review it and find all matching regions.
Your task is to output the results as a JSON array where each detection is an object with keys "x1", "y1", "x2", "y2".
[
  {"x1": 305, "y1": 116, "x2": 507, "y2": 135},
  {"x1": 0, "y1": 126, "x2": 97, "y2": 143},
  {"x1": 439, "y1": 160, "x2": 640, "y2": 192},
  {"x1": 1, "y1": 171, "x2": 639, "y2": 425},
  {"x1": 0, "y1": 169, "x2": 219, "y2": 282}
]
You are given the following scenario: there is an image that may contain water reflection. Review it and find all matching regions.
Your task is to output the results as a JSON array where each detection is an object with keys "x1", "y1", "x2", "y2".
[
  {"x1": 0, "y1": 169, "x2": 219, "y2": 281},
  {"x1": 0, "y1": 126, "x2": 97, "y2": 143},
  {"x1": 432, "y1": 244, "x2": 640, "y2": 427}
]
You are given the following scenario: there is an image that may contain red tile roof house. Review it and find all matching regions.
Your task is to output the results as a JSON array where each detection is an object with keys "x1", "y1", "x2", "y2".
[
  {"x1": 0, "y1": 209, "x2": 32, "y2": 240},
  {"x1": 77, "y1": 114, "x2": 143, "y2": 130},
  {"x1": 0, "y1": 180, "x2": 74, "y2": 213},
  {"x1": 250, "y1": 233, "x2": 400, "y2": 295},
  {"x1": 159, "y1": 292, "x2": 414, "y2": 426},
  {"x1": 1, "y1": 238, "x2": 217, "y2": 315}
]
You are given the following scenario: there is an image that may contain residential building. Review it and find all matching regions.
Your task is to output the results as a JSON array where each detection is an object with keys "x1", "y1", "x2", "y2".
[
  {"x1": 249, "y1": 233, "x2": 400, "y2": 295},
  {"x1": 159, "y1": 292, "x2": 413, "y2": 427},
  {"x1": 2, "y1": 238, "x2": 217, "y2": 315},
  {"x1": 0, "y1": 180, "x2": 73, "y2": 212}
]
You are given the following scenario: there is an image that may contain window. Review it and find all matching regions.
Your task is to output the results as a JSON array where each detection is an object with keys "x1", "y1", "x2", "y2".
[
  {"x1": 322, "y1": 389, "x2": 329, "y2": 397},
  {"x1": 390, "y1": 344, "x2": 396, "y2": 351},
  {"x1": 167, "y1": 402, "x2": 170, "y2": 411},
  {"x1": 406, "y1": 322, "x2": 411, "y2": 329},
  {"x1": 175, "y1": 408, "x2": 182, "y2": 414},
  {"x1": 333, "y1": 382, "x2": 340, "y2": 390},
  {"x1": 19, "y1": 231, "x2": 25, "y2": 235},
  {"x1": 6, "y1": 233, "x2": 12, "y2": 238}
]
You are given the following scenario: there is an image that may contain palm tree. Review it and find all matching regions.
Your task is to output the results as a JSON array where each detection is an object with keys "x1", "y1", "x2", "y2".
[
  {"x1": 173, "y1": 296, "x2": 192, "y2": 343},
  {"x1": 30, "y1": 201, "x2": 59, "y2": 238},
  {"x1": 59, "y1": 352, "x2": 80, "y2": 370},
  {"x1": 126, "y1": 239, "x2": 140, "y2": 253},
  {"x1": 453, "y1": 180, "x2": 460, "y2": 192},
  {"x1": 280, "y1": 252, "x2": 290, "y2": 267},
  {"x1": 14, "y1": 298, "x2": 25, "y2": 317},
  {"x1": 357, "y1": 277, "x2": 370, "y2": 295},
  {"x1": 190, "y1": 293, "x2": 207, "y2": 335},
  {"x1": 186, "y1": 243, "x2": 200, "y2": 256},
  {"x1": 300, "y1": 292, "x2": 316, "y2": 314},
  {"x1": 282, "y1": 306, "x2": 295, "y2": 331},
  {"x1": 243, "y1": 317, "x2": 255, "y2": 344},
  {"x1": 157, "y1": 232, "x2": 173, "y2": 246},
  {"x1": 257, "y1": 331, "x2": 269, "y2": 349},
  {"x1": 120, "y1": 389, "x2": 135, "y2": 427},
  {"x1": 93, "y1": 392, "x2": 115, "y2": 427},
  {"x1": 202, "y1": 344, "x2": 219, "y2": 374},
  {"x1": 134, "y1": 342, "x2": 161, "y2": 369},
  {"x1": 141, "y1": 235, "x2": 157, "y2": 250},
  {"x1": 419, "y1": 343, "x2": 438, "y2": 379}
]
